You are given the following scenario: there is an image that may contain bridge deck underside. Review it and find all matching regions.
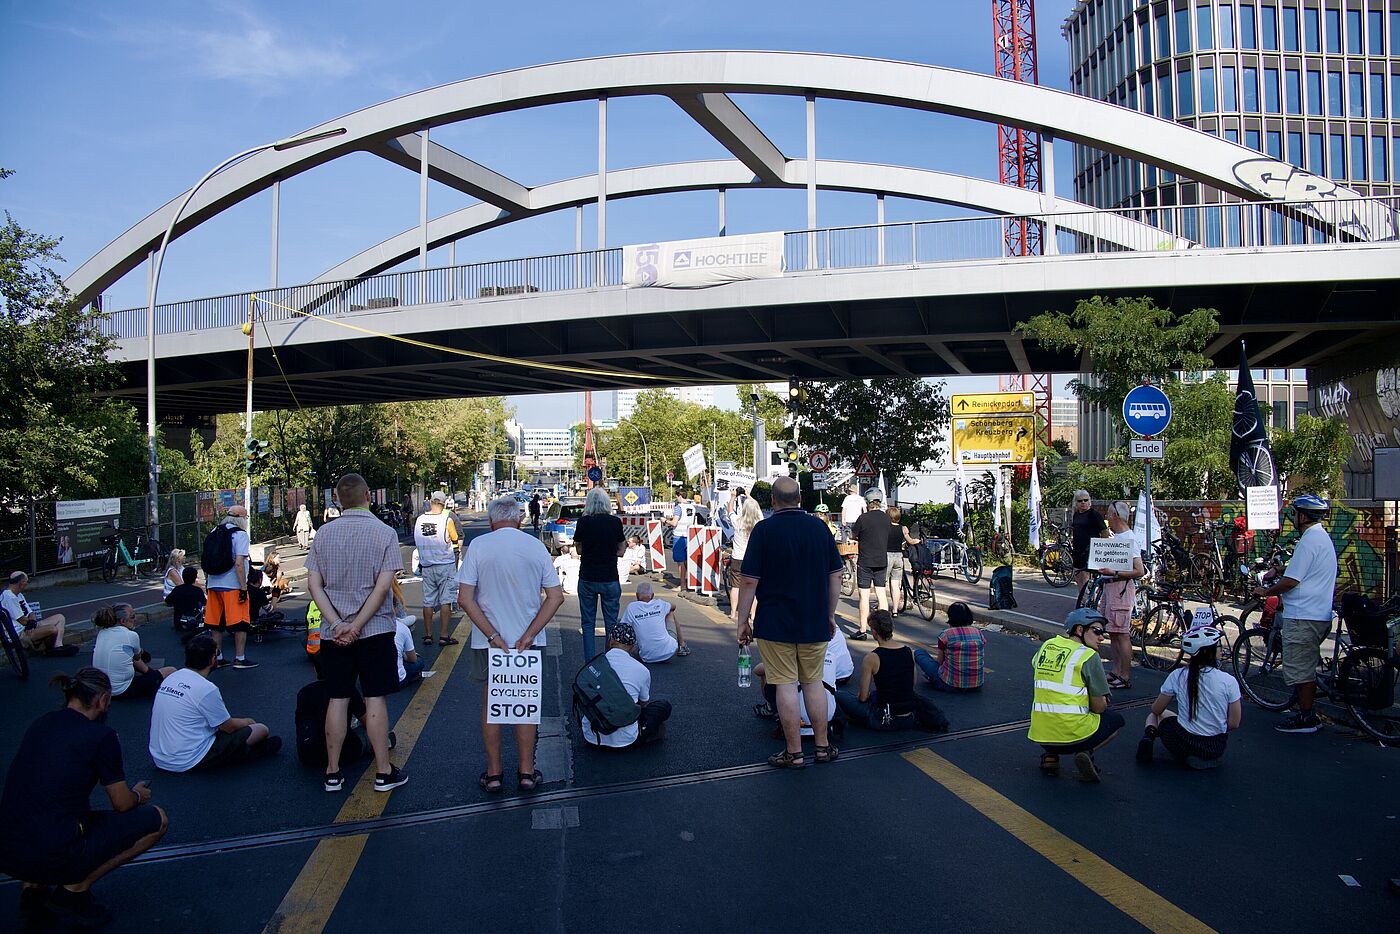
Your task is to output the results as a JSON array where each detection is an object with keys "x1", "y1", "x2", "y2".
[{"x1": 114, "y1": 277, "x2": 1400, "y2": 416}]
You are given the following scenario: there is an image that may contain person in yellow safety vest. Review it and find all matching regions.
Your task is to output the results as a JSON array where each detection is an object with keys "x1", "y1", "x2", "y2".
[
  {"x1": 1028, "y1": 607, "x2": 1125, "y2": 783},
  {"x1": 304, "y1": 600, "x2": 321, "y2": 659}
]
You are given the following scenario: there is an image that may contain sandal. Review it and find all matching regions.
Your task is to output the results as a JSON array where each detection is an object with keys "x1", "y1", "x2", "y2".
[
  {"x1": 1039, "y1": 754, "x2": 1060, "y2": 776},
  {"x1": 814, "y1": 744, "x2": 840, "y2": 764},
  {"x1": 517, "y1": 769, "x2": 543, "y2": 792},
  {"x1": 1107, "y1": 674, "x2": 1132, "y2": 690},
  {"x1": 439, "y1": 636, "x2": 460, "y2": 647},
  {"x1": 767, "y1": 749, "x2": 805, "y2": 769},
  {"x1": 752, "y1": 701, "x2": 776, "y2": 719},
  {"x1": 478, "y1": 771, "x2": 504, "y2": 793},
  {"x1": 422, "y1": 636, "x2": 434, "y2": 646}
]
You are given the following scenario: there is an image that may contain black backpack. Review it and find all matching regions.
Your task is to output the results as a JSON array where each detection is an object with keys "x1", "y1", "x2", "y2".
[
  {"x1": 202, "y1": 524, "x2": 237, "y2": 576},
  {"x1": 572, "y1": 653, "x2": 640, "y2": 736},
  {"x1": 988, "y1": 564, "x2": 1017, "y2": 610}
]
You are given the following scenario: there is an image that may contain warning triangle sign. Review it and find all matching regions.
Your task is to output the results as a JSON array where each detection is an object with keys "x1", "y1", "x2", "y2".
[{"x1": 854, "y1": 453, "x2": 877, "y2": 478}]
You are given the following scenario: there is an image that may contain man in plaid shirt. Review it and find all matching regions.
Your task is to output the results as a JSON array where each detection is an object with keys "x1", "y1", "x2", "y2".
[{"x1": 913, "y1": 602, "x2": 985, "y2": 692}]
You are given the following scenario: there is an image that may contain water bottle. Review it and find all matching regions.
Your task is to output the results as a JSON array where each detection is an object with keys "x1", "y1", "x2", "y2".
[{"x1": 737, "y1": 644, "x2": 752, "y2": 688}]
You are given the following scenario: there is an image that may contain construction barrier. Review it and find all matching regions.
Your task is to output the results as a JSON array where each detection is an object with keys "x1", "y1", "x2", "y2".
[
  {"x1": 686, "y1": 529, "x2": 704, "y2": 591},
  {"x1": 647, "y1": 520, "x2": 666, "y2": 574},
  {"x1": 699, "y1": 526, "x2": 722, "y2": 596}
]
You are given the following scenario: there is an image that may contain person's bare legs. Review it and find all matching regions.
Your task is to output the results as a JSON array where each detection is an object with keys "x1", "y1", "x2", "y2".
[
  {"x1": 858, "y1": 588, "x2": 871, "y2": 634},
  {"x1": 422, "y1": 607, "x2": 436, "y2": 642},
  {"x1": 729, "y1": 587, "x2": 739, "y2": 621},
  {"x1": 64, "y1": 807, "x2": 168, "y2": 893},
  {"x1": 44, "y1": 613, "x2": 67, "y2": 648},
  {"x1": 362, "y1": 695, "x2": 392, "y2": 774},
  {"x1": 233, "y1": 631, "x2": 248, "y2": 658},
  {"x1": 325, "y1": 697, "x2": 350, "y2": 774},
  {"x1": 1111, "y1": 632, "x2": 1132, "y2": 681},
  {"x1": 438, "y1": 603, "x2": 453, "y2": 637},
  {"x1": 874, "y1": 582, "x2": 889, "y2": 612},
  {"x1": 801, "y1": 679, "x2": 830, "y2": 747},
  {"x1": 515, "y1": 724, "x2": 538, "y2": 776},
  {"x1": 482, "y1": 685, "x2": 503, "y2": 775},
  {"x1": 774, "y1": 681, "x2": 804, "y2": 754}
]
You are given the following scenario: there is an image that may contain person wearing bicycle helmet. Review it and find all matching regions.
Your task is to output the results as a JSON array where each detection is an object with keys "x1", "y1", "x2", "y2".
[
  {"x1": 1253, "y1": 493, "x2": 1337, "y2": 734},
  {"x1": 1136, "y1": 627, "x2": 1241, "y2": 768},
  {"x1": 1027, "y1": 608, "x2": 1124, "y2": 783}
]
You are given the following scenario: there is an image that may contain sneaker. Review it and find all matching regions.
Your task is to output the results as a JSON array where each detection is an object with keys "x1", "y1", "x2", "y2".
[
  {"x1": 1073, "y1": 751, "x2": 1101, "y2": 783},
  {"x1": 232, "y1": 658, "x2": 259, "y2": 669},
  {"x1": 258, "y1": 736, "x2": 283, "y2": 757},
  {"x1": 1135, "y1": 737, "x2": 1155, "y2": 764},
  {"x1": 374, "y1": 765, "x2": 409, "y2": 792},
  {"x1": 214, "y1": 657, "x2": 232, "y2": 669},
  {"x1": 324, "y1": 771, "x2": 345, "y2": 793},
  {"x1": 45, "y1": 888, "x2": 112, "y2": 928},
  {"x1": 1275, "y1": 710, "x2": 1321, "y2": 733},
  {"x1": 45, "y1": 644, "x2": 79, "y2": 658}
]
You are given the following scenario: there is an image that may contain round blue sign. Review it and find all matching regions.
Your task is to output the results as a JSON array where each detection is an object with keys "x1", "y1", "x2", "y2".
[
  {"x1": 587, "y1": 465, "x2": 603, "y2": 483},
  {"x1": 1122, "y1": 384, "x2": 1172, "y2": 436}
]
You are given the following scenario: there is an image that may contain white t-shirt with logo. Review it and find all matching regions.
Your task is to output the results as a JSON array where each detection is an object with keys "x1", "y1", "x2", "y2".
[
  {"x1": 623, "y1": 598, "x2": 676, "y2": 663},
  {"x1": 414, "y1": 511, "x2": 457, "y2": 567},
  {"x1": 580, "y1": 648, "x2": 650, "y2": 748},
  {"x1": 826, "y1": 627, "x2": 854, "y2": 682},
  {"x1": 0, "y1": 589, "x2": 30, "y2": 641},
  {"x1": 206, "y1": 523, "x2": 251, "y2": 591},
  {"x1": 798, "y1": 657, "x2": 839, "y2": 735},
  {"x1": 457, "y1": 527, "x2": 561, "y2": 649},
  {"x1": 149, "y1": 668, "x2": 231, "y2": 772},
  {"x1": 1281, "y1": 522, "x2": 1339, "y2": 621},
  {"x1": 93, "y1": 627, "x2": 143, "y2": 696},
  {"x1": 553, "y1": 554, "x2": 580, "y2": 595},
  {"x1": 1160, "y1": 666, "x2": 1241, "y2": 737},
  {"x1": 394, "y1": 620, "x2": 414, "y2": 683}
]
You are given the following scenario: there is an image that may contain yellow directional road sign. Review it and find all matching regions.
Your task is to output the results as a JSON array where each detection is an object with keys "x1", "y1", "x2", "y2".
[
  {"x1": 951, "y1": 392, "x2": 1035, "y2": 417},
  {"x1": 953, "y1": 415, "x2": 1035, "y2": 465}
]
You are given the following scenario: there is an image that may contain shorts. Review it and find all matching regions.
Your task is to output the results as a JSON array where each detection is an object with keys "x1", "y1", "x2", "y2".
[
  {"x1": 1157, "y1": 716, "x2": 1228, "y2": 766},
  {"x1": 887, "y1": 553, "x2": 905, "y2": 578},
  {"x1": 420, "y1": 562, "x2": 458, "y2": 607},
  {"x1": 755, "y1": 638, "x2": 826, "y2": 686},
  {"x1": 1103, "y1": 606, "x2": 1132, "y2": 634},
  {"x1": 469, "y1": 647, "x2": 490, "y2": 683},
  {"x1": 724, "y1": 554, "x2": 744, "y2": 590},
  {"x1": 1281, "y1": 616, "x2": 1332, "y2": 685},
  {"x1": 857, "y1": 565, "x2": 888, "y2": 588},
  {"x1": 192, "y1": 726, "x2": 256, "y2": 771},
  {"x1": 205, "y1": 589, "x2": 251, "y2": 631},
  {"x1": 118, "y1": 667, "x2": 164, "y2": 700},
  {"x1": 1040, "y1": 709, "x2": 1126, "y2": 755},
  {"x1": 319, "y1": 631, "x2": 399, "y2": 698},
  {"x1": 0, "y1": 807, "x2": 164, "y2": 885}
]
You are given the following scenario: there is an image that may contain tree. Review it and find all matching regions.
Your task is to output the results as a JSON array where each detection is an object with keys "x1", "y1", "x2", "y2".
[
  {"x1": 798, "y1": 378, "x2": 950, "y2": 491},
  {"x1": 1272, "y1": 414, "x2": 1352, "y2": 498},
  {"x1": 593, "y1": 390, "x2": 756, "y2": 494},
  {"x1": 735, "y1": 382, "x2": 789, "y2": 442}
]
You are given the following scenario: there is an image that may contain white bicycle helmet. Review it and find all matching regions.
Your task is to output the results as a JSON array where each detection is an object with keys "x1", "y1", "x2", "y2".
[{"x1": 1180, "y1": 626, "x2": 1223, "y2": 656}]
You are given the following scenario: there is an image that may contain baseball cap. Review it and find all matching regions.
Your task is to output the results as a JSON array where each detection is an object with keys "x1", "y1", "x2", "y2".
[
  {"x1": 430, "y1": 491, "x2": 446, "y2": 503},
  {"x1": 608, "y1": 621, "x2": 637, "y2": 646}
]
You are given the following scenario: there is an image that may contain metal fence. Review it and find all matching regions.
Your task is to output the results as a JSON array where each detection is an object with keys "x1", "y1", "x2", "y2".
[{"x1": 98, "y1": 197, "x2": 1397, "y2": 343}]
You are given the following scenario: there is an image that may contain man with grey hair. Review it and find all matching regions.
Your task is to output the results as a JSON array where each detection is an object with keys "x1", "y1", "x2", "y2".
[
  {"x1": 1, "y1": 571, "x2": 74, "y2": 656},
  {"x1": 414, "y1": 492, "x2": 461, "y2": 648},
  {"x1": 1070, "y1": 489, "x2": 1108, "y2": 590},
  {"x1": 1095, "y1": 501, "x2": 1145, "y2": 690},
  {"x1": 620, "y1": 580, "x2": 690, "y2": 663},
  {"x1": 572, "y1": 488, "x2": 625, "y2": 659},
  {"x1": 458, "y1": 495, "x2": 564, "y2": 793},
  {"x1": 737, "y1": 476, "x2": 845, "y2": 768},
  {"x1": 203, "y1": 505, "x2": 254, "y2": 669}
]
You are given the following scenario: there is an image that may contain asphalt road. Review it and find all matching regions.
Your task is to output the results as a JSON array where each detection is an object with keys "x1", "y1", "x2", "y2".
[{"x1": 1, "y1": 515, "x2": 1395, "y2": 932}]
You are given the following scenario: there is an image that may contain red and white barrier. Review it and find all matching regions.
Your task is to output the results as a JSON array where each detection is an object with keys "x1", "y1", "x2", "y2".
[
  {"x1": 699, "y1": 527, "x2": 722, "y2": 596},
  {"x1": 646, "y1": 520, "x2": 666, "y2": 574},
  {"x1": 620, "y1": 515, "x2": 650, "y2": 538},
  {"x1": 686, "y1": 530, "x2": 704, "y2": 591}
]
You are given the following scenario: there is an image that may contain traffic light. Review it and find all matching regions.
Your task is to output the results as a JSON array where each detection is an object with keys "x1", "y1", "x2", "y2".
[
  {"x1": 785, "y1": 439, "x2": 800, "y2": 463},
  {"x1": 245, "y1": 438, "x2": 271, "y2": 476},
  {"x1": 786, "y1": 381, "x2": 806, "y2": 413}
]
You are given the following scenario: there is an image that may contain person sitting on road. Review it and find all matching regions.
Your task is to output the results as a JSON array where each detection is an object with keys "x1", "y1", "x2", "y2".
[
  {"x1": 1028, "y1": 608, "x2": 1125, "y2": 783},
  {"x1": 621, "y1": 581, "x2": 690, "y2": 663},
  {"x1": 91, "y1": 604, "x2": 175, "y2": 701},
  {"x1": 753, "y1": 627, "x2": 847, "y2": 736},
  {"x1": 827, "y1": 624, "x2": 854, "y2": 684},
  {"x1": 913, "y1": 602, "x2": 985, "y2": 692},
  {"x1": 834, "y1": 610, "x2": 950, "y2": 732},
  {"x1": 552, "y1": 545, "x2": 581, "y2": 596},
  {"x1": 261, "y1": 547, "x2": 291, "y2": 611},
  {"x1": 0, "y1": 668, "x2": 168, "y2": 928},
  {"x1": 246, "y1": 568, "x2": 272, "y2": 622},
  {"x1": 294, "y1": 658, "x2": 397, "y2": 769},
  {"x1": 394, "y1": 613, "x2": 433, "y2": 687},
  {"x1": 1137, "y1": 627, "x2": 1241, "y2": 769},
  {"x1": 162, "y1": 549, "x2": 187, "y2": 598},
  {"x1": 622, "y1": 536, "x2": 647, "y2": 577},
  {"x1": 2, "y1": 571, "x2": 76, "y2": 657},
  {"x1": 580, "y1": 622, "x2": 672, "y2": 750},
  {"x1": 148, "y1": 633, "x2": 281, "y2": 773},
  {"x1": 164, "y1": 566, "x2": 206, "y2": 632}
]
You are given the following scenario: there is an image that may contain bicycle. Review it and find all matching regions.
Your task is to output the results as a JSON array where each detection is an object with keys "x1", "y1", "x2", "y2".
[
  {"x1": 1137, "y1": 585, "x2": 1239, "y2": 672},
  {"x1": 1039, "y1": 537, "x2": 1073, "y2": 588},
  {"x1": 911, "y1": 526, "x2": 983, "y2": 584},
  {"x1": 101, "y1": 527, "x2": 161, "y2": 581},
  {"x1": 982, "y1": 528, "x2": 1012, "y2": 564},
  {"x1": 899, "y1": 544, "x2": 939, "y2": 621},
  {"x1": 1232, "y1": 594, "x2": 1400, "y2": 743},
  {"x1": 1077, "y1": 574, "x2": 1153, "y2": 664},
  {"x1": 0, "y1": 608, "x2": 30, "y2": 680}
]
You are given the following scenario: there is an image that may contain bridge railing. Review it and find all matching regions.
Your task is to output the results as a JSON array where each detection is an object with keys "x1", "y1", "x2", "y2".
[{"x1": 101, "y1": 197, "x2": 1395, "y2": 341}]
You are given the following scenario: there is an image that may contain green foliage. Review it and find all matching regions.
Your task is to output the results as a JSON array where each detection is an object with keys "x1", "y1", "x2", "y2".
[
  {"x1": 736, "y1": 382, "x2": 789, "y2": 442},
  {"x1": 750, "y1": 480, "x2": 772, "y2": 510},
  {"x1": 798, "y1": 378, "x2": 950, "y2": 490},
  {"x1": 1271, "y1": 413, "x2": 1352, "y2": 498},
  {"x1": 593, "y1": 390, "x2": 756, "y2": 495}
]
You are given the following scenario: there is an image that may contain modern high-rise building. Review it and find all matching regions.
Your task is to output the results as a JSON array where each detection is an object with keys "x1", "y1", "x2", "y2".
[
  {"x1": 615, "y1": 386, "x2": 717, "y2": 420},
  {"x1": 1063, "y1": 1, "x2": 1399, "y2": 217}
]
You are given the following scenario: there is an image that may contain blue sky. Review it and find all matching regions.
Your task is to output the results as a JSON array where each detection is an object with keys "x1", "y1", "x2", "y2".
[{"x1": 2, "y1": 0, "x2": 1079, "y2": 426}]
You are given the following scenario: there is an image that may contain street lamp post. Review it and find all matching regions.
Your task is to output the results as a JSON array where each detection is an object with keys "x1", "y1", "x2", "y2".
[
  {"x1": 625, "y1": 421, "x2": 651, "y2": 492},
  {"x1": 142, "y1": 127, "x2": 346, "y2": 531}
]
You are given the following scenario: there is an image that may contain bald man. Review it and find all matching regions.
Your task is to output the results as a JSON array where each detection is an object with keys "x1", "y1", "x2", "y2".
[
  {"x1": 205, "y1": 505, "x2": 255, "y2": 669},
  {"x1": 619, "y1": 581, "x2": 690, "y2": 663}
]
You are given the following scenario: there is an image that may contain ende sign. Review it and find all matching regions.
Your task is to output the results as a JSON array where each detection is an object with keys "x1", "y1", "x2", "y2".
[{"x1": 486, "y1": 649, "x2": 543, "y2": 724}]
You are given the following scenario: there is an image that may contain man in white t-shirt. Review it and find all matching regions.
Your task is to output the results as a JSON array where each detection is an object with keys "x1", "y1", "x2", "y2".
[
  {"x1": 839, "y1": 483, "x2": 865, "y2": 532},
  {"x1": 149, "y1": 634, "x2": 279, "y2": 772},
  {"x1": 621, "y1": 582, "x2": 690, "y2": 663},
  {"x1": 1253, "y1": 494, "x2": 1339, "y2": 735},
  {"x1": 826, "y1": 625, "x2": 854, "y2": 684},
  {"x1": 580, "y1": 622, "x2": 673, "y2": 749},
  {"x1": 457, "y1": 496, "x2": 564, "y2": 792},
  {"x1": 414, "y1": 492, "x2": 461, "y2": 648},
  {"x1": 394, "y1": 619, "x2": 434, "y2": 686},
  {"x1": 1, "y1": 571, "x2": 75, "y2": 656},
  {"x1": 553, "y1": 546, "x2": 581, "y2": 596},
  {"x1": 204, "y1": 506, "x2": 256, "y2": 669}
]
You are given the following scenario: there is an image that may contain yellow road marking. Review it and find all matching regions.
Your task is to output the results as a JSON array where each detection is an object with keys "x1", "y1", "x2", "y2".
[
  {"x1": 262, "y1": 617, "x2": 473, "y2": 933},
  {"x1": 901, "y1": 747, "x2": 1217, "y2": 934}
]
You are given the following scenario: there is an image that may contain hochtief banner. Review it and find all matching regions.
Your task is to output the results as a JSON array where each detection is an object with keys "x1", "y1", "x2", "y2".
[{"x1": 623, "y1": 233, "x2": 785, "y2": 289}]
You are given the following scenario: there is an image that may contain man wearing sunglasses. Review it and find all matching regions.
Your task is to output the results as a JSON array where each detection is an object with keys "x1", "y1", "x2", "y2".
[
  {"x1": 1070, "y1": 490, "x2": 1108, "y2": 590},
  {"x1": 1028, "y1": 608, "x2": 1124, "y2": 782}
]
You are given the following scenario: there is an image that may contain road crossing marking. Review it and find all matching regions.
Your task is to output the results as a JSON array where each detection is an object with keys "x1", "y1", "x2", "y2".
[{"x1": 901, "y1": 747, "x2": 1217, "y2": 934}]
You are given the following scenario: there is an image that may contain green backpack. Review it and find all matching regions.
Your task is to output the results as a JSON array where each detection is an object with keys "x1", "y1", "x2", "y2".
[{"x1": 572, "y1": 653, "x2": 640, "y2": 736}]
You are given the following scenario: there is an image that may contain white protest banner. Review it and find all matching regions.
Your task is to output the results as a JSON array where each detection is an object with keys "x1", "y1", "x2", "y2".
[
  {"x1": 713, "y1": 467, "x2": 755, "y2": 492},
  {"x1": 1088, "y1": 536, "x2": 1137, "y2": 573},
  {"x1": 1192, "y1": 607, "x2": 1216, "y2": 629},
  {"x1": 1246, "y1": 484, "x2": 1281, "y2": 531},
  {"x1": 486, "y1": 649, "x2": 543, "y2": 725},
  {"x1": 683, "y1": 443, "x2": 707, "y2": 480},
  {"x1": 1132, "y1": 492, "x2": 1164, "y2": 555},
  {"x1": 623, "y1": 232, "x2": 784, "y2": 289}
]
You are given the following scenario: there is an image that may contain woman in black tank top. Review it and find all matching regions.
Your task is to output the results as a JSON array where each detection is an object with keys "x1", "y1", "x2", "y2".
[{"x1": 835, "y1": 610, "x2": 948, "y2": 732}]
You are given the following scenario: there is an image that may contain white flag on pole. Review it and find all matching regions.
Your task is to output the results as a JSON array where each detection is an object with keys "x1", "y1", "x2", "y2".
[
  {"x1": 993, "y1": 468, "x2": 1004, "y2": 532},
  {"x1": 1028, "y1": 458, "x2": 1042, "y2": 550},
  {"x1": 953, "y1": 459, "x2": 966, "y2": 532}
]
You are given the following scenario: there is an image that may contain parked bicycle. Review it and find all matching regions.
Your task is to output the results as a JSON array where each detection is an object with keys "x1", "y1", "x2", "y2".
[
  {"x1": 910, "y1": 526, "x2": 983, "y2": 584},
  {"x1": 101, "y1": 527, "x2": 164, "y2": 582},
  {"x1": 0, "y1": 607, "x2": 30, "y2": 680},
  {"x1": 1233, "y1": 593, "x2": 1400, "y2": 744},
  {"x1": 1039, "y1": 535, "x2": 1073, "y2": 588},
  {"x1": 1136, "y1": 585, "x2": 1239, "y2": 672},
  {"x1": 899, "y1": 543, "x2": 939, "y2": 620}
]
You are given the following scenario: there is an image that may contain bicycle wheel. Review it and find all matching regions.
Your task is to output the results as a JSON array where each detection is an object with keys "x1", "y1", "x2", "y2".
[
  {"x1": 914, "y1": 574, "x2": 937, "y2": 621},
  {"x1": 137, "y1": 541, "x2": 162, "y2": 577},
  {"x1": 1339, "y1": 647, "x2": 1400, "y2": 744},
  {"x1": 1075, "y1": 579, "x2": 1095, "y2": 610},
  {"x1": 962, "y1": 549, "x2": 983, "y2": 584},
  {"x1": 1139, "y1": 603, "x2": 1182, "y2": 671},
  {"x1": 1040, "y1": 544, "x2": 1073, "y2": 588},
  {"x1": 101, "y1": 548, "x2": 118, "y2": 582},
  {"x1": 0, "y1": 622, "x2": 29, "y2": 680},
  {"x1": 840, "y1": 557, "x2": 855, "y2": 597},
  {"x1": 1232, "y1": 627, "x2": 1296, "y2": 711},
  {"x1": 1213, "y1": 616, "x2": 1239, "y2": 671},
  {"x1": 1189, "y1": 553, "x2": 1223, "y2": 603}
]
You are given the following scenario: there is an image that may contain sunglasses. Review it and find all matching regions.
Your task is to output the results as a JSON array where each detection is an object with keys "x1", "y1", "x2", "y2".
[
  {"x1": 1087, "y1": 626, "x2": 1106, "y2": 636},
  {"x1": 1075, "y1": 499, "x2": 1090, "y2": 503}
]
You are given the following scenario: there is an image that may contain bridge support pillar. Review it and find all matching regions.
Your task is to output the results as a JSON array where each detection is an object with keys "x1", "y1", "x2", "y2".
[{"x1": 1042, "y1": 131, "x2": 1057, "y2": 256}]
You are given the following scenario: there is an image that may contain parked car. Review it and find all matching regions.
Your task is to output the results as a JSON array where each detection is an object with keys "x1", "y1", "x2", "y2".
[{"x1": 541, "y1": 498, "x2": 586, "y2": 555}]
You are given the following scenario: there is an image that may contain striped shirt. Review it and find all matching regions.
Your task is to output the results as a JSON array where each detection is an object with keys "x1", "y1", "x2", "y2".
[
  {"x1": 938, "y1": 625, "x2": 985, "y2": 690},
  {"x1": 305, "y1": 507, "x2": 403, "y2": 639}
]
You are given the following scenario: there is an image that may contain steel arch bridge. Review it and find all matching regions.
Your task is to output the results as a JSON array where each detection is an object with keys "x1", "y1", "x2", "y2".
[{"x1": 69, "y1": 51, "x2": 1400, "y2": 412}]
